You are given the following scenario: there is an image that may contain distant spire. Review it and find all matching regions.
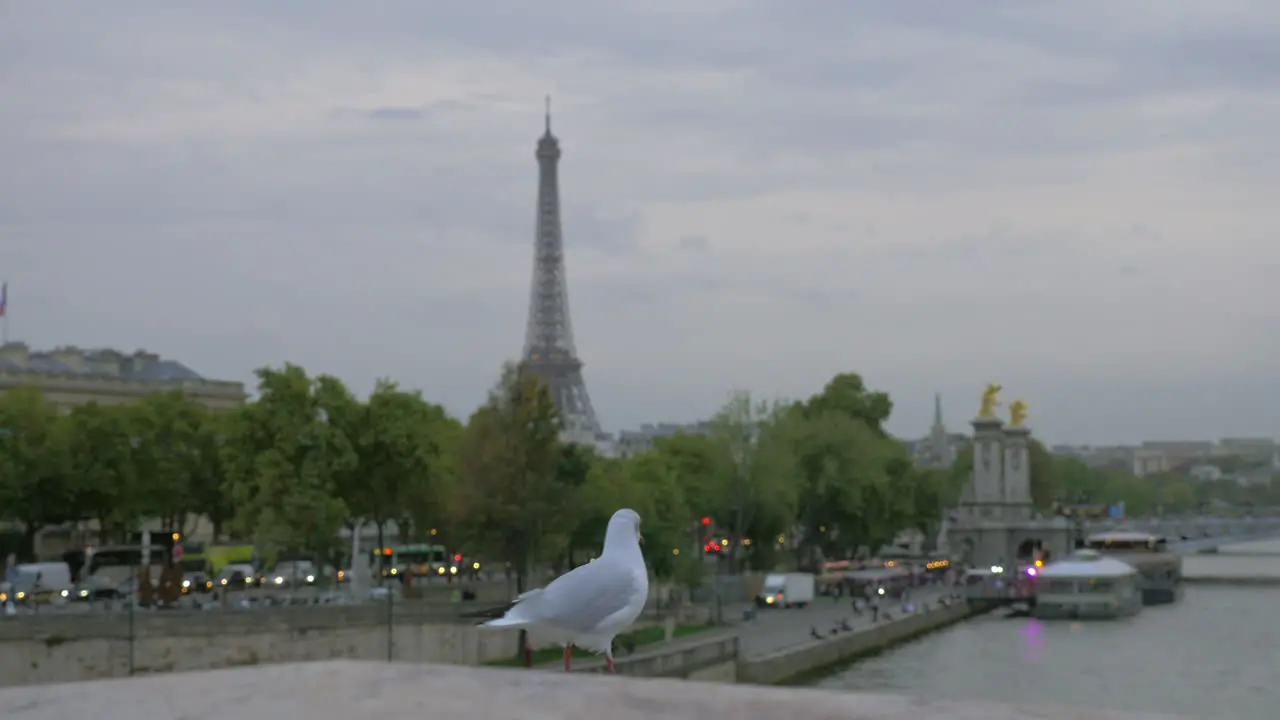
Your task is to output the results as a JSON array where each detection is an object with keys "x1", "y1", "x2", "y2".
[
  {"x1": 545, "y1": 94, "x2": 551, "y2": 133},
  {"x1": 933, "y1": 393, "x2": 945, "y2": 429}
]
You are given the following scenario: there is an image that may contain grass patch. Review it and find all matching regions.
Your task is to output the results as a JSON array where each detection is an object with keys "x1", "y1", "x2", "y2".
[{"x1": 486, "y1": 623, "x2": 714, "y2": 667}]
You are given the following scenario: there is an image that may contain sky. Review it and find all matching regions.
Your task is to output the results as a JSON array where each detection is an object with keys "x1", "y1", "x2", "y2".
[{"x1": 1, "y1": 1, "x2": 1278, "y2": 445}]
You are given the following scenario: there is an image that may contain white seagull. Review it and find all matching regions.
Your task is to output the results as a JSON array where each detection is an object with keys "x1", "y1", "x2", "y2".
[{"x1": 482, "y1": 508, "x2": 648, "y2": 673}]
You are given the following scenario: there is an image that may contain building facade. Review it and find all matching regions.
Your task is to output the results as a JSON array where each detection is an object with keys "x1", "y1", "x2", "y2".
[{"x1": 0, "y1": 342, "x2": 245, "y2": 411}]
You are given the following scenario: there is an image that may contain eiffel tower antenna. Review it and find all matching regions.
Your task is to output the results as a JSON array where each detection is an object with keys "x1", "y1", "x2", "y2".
[{"x1": 521, "y1": 101, "x2": 602, "y2": 444}]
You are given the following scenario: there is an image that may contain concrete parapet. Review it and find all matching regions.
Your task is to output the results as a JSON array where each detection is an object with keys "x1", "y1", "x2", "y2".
[
  {"x1": 0, "y1": 661, "x2": 1200, "y2": 719},
  {"x1": 739, "y1": 602, "x2": 973, "y2": 685}
]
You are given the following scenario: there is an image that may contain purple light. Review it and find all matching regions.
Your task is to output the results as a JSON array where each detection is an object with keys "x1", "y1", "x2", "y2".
[{"x1": 1026, "y1": 567, "x2": 1038, "y2": 577}]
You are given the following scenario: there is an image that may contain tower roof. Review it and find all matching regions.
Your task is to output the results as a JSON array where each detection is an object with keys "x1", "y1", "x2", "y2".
[{"x1": 536, "y1": 94, "x2": 560, "y2": 159}]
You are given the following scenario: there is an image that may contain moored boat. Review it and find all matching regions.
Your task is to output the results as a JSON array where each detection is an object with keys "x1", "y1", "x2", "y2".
[
  {"x1": 1033, "y1": 549, "x2": 1143, "y2": 620},
  {"x1": 1084, "y1": 531, "x2": 1183, "y2": 604}
]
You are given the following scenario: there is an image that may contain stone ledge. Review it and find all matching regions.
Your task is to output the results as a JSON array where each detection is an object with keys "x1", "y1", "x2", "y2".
[{"x1": 0, "y1": 661, "x2": 1198, "y2": 719}]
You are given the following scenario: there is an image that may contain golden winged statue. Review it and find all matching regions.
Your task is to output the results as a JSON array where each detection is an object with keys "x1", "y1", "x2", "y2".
[
  {"x1": 1008, "y1": 399, "x2": 1028, "y2": 428},
  {"x1": 978, "y1": 383, "x2": 1002, "y2": 418}
]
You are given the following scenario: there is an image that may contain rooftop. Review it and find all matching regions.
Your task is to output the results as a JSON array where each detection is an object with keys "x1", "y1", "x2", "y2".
[
  {"x1": 1040, "y1": 550, "x2": 1138, "y2": 579},
  {"x1": 0, "y1": 342, "x2": 209, "y2": 383}
]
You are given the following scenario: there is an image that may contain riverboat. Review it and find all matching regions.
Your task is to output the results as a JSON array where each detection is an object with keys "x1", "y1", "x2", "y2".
[
  {"x1": 1083, "y1": 531, "x2": 1183, "y2": 604},
  {"x1": 1033, "y1": 549, "x2": 1143, "y2": 620}
]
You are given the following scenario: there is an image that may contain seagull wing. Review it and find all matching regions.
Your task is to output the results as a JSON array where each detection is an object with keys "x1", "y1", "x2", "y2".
[{"x1": 527, "y1": 558, "x2": 643, "y2": 634}]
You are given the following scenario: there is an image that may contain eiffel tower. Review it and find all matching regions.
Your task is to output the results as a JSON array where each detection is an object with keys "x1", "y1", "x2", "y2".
[{"x1": 519, "y1": 98, "x2": 602, "y2": 444}]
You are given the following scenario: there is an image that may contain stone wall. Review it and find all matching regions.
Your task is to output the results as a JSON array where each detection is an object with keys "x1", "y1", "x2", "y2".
[
  {"x1": 0, "y1": 604, "x2": 520, "y2": 686},
  {"x1": 0, "y1": 600, "x2": 717, "y2": 687},
  {"x1": 0, "y1": 661, "x2": 1200, "y2": 719},
  {"x1": 738, "y1": 602, "x2": 973, "y2": 685}
]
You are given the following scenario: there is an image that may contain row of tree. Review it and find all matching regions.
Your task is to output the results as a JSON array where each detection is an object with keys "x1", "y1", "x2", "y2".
[
  {"x1": 2, "y1": 361, "x2": 1275, "y2": 590},
  {"x1": 0, "y1": 365, "x2": 957, "y2": 589}
]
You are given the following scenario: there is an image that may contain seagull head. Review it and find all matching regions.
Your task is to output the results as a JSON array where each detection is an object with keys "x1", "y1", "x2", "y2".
[{"x1": 605, "y1": 508, "x2": 643, "y2": 552}]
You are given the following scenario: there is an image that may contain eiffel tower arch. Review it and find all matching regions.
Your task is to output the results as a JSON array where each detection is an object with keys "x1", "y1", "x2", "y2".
[{"x1": 519, "y1": 99, "x2": 602, "y2": 445}]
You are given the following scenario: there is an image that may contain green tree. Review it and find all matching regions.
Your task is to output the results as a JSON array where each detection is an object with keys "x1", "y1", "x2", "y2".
[
  {"x1": 706, "y1": 391, "x2": 799, "y2": 570},
  {"x1": 128, "y1": 392, "x2": 218, "y2": 534},
  {"x1": 651, "y1": 431, "x2": 732, "y2": 529},
  {"x1": 583, "y1": 450, "x2": 690, "y2": 579},
  {"x1": 455, "y1": 363, "x2": 564, "y2": 594},
  {"x1": 1157, "y1": 479, "x2": 1197, "y2": 513},
  {"x1": 788, "y1": 373, "x2": 919, "y2": 564},
  {"x1": 0, "y1": 387, "x2": 74, "y2": 557},
  {"x1": 221, "y1": 365, "x2": 353, "y2": 560},
  {"x1": 558, "y1": 443, "x2": 608, "y2": 569},
  {"x1": 348, "y1": 380, "x2": 460, "y2": 554},
  {"x1": 188, "y1": 411, "x2": 233, "y2": 541},
  {"x1": 64, "y1": 402, "x2": 137, "y2": 543}
]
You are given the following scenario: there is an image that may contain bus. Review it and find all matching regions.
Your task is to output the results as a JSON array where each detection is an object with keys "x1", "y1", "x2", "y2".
[
  {"x1": 370, "y1": 544, "x2": 449, "y2": 578},
  {"x1": 87, "y1": 545, "x2": 168, "y2": 574},
  {"x1": 205, "y1": 544, "x2": 258, "y2": 575}
]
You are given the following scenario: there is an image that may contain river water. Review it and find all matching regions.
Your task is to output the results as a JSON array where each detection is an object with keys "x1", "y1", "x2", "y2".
[{"x1": 814, "y1": 558, "x2": 1280, "y2": 718}]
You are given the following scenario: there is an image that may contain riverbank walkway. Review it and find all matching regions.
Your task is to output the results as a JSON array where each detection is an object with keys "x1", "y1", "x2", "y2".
[{"x1": 538, "y1": 586, "x2": 954, "y2": 672}]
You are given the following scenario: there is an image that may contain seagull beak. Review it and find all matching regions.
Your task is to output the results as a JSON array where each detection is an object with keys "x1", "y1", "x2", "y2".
[{"x1": 638, "y1": 533, "x2": 645, "y2": 545}]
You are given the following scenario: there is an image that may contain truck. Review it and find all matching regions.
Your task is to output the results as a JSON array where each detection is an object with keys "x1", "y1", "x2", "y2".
[{"x1": 756, "y1": 572, "x2": 815, "y2": 608}]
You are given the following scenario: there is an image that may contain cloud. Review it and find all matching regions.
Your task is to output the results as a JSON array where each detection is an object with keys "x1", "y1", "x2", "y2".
[{"x1": 1, "y1": 0, "x2": 1277, "y2": 444}]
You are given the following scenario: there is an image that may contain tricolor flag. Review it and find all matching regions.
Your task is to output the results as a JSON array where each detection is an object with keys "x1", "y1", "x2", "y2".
[{"x1": 0, "y1": 283, "x2": 7, "y2": 318}]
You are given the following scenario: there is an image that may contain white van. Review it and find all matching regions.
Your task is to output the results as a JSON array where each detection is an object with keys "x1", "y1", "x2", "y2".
[
  {"x1": 756, "y1": 573, "x2": 816, "y2": 608},
  {"x1": 1, "y1": 562, "x2": 75, "y2": 605}
]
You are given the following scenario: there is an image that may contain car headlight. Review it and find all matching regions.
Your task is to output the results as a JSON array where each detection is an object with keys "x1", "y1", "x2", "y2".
[
  {"x1": 449, "y1": 566, "x2": 458, "y2": 575},
  {"x1": 182, "y1": 580, "x2": 191, "y2": 588},
  {"x1": 16, "y1": 592, "x2": 25, "y2": 600},
  {"x1": 220, "y1": 578, "x2": 228, "y2": 585},
  {"x1": 60, "y1": 589, "x2": 69, "y2": 598},
  {"x1": 305, "y1": 574, "x2": 315, "y2": 583},
  {"x1": 273, "y1": 577, "x2": 283, "y2": 585},
  {"x1": 79, "y1": 590, "x2": 89, "y2": 597},
  {"x1": 0, "y1": 593, "x2": 6, "y2": 602}
]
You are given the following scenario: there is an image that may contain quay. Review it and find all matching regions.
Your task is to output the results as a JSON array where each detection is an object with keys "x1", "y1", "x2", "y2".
[
  {"x1": 1181, "y1": 553, "x2": 1280, "y2": 586},
  {"x1": 0, "y1": 660, "x2": 1203, "y2": 719},
  {"x1": 555, "y1": 588, "x2": 971, "y2": 684}
]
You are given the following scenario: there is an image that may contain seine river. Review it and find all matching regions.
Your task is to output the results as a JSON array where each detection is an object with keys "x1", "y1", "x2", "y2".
[{"x1": 814, "y1": 575, "x2": 1278, "y2": 718}]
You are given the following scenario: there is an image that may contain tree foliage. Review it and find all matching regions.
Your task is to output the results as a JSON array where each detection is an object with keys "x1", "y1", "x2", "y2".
[{"x1": 3, "y1": 358, "x2": 1275, "y2": 580}]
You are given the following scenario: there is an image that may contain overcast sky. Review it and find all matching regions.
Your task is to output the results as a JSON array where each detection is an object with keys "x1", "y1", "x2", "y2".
[{"x1": 2, "y1": 1, "x2": 1278, "y2": 444}]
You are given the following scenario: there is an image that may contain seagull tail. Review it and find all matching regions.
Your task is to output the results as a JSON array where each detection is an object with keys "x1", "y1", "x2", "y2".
[{"x1": 479, "y1": 588, "x2": 544, "y2": 629}]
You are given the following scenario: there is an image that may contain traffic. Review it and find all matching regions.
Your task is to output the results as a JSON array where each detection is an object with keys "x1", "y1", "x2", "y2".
[{"x1": 2, "y1": 533, "x2": 486, "y2": 614}]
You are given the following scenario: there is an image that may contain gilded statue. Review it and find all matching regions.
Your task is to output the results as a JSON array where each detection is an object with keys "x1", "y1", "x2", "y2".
[
  {"x1": 1008, "y1": 399, "x2": 1028, "y2": 428},
  {"x1": 978, "y1": 383, "x2": 1002, "y2": 418}
]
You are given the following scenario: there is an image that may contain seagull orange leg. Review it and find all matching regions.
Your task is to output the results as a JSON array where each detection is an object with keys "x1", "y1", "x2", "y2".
[{"x1": 563, "y1": 644, "x2": 572, "y2": 672}]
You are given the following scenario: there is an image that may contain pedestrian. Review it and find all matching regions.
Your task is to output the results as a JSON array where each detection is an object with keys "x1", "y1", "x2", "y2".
[{"x1": 3, "y1": 555, "x2": 17, "y2": 616}]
